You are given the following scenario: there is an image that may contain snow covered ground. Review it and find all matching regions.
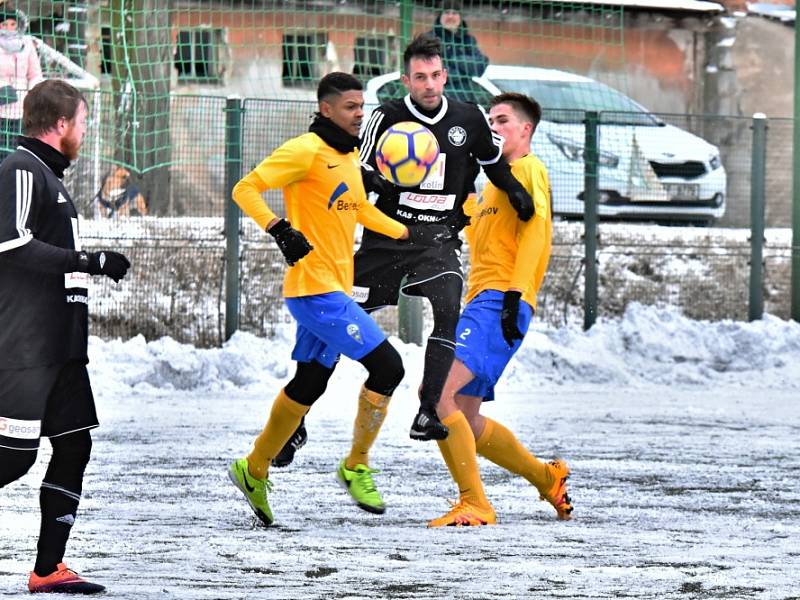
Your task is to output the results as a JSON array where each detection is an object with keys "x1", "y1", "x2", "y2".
[{"x1": 1, "y1": 304, "x2": 799, "y2": 598}]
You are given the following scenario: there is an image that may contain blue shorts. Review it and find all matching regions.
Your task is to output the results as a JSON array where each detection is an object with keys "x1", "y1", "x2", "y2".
[
  {"x1": 285, "y1": 291, "x2": 387, "y2": 369},
  {"x1": 455, "y1": 290, "x2": 533, "y2": 401}
]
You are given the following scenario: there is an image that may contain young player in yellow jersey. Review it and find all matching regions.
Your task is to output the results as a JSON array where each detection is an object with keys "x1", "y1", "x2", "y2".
[
  {"x1": 227, "y1": 72, "x2": 448, "y2": 525},
  {"x1": 428, "y1": 92, "x2": 573, "y2": 527}
]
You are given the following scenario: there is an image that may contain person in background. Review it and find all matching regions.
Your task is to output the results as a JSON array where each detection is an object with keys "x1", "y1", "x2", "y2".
[
  {"x1": 426, "y1": 0, "x2": 489, "y2": 103},
  {"x1": 0, "y1": 3, "x2": 44, "y2": 162}
]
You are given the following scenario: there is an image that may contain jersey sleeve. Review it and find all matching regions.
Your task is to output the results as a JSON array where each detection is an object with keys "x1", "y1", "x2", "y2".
[
  {"x1": 356, "y1": 198, "x2": 407, "y2": 239},
  {"x1": 0, "y1": 238, "x2": 78, "y2": 273},
  {"x1": 232, "y1": 136, "x2": 314, "y2": 230},
  {"x1": 509, "y1": 162, "x2": 549, "y2": 291},
  {"x1": 253, "y1": 136, "x2": 316, "y2": 188},
  {"x1": 359, "y1": 106, "x2": 390, "y2": 171},
  {"x1": 0, "y1": 165, "x2": 79, "y2": 272},
  {"x1": 469, "y1": 105, "x2": 504, "y2": 166},
  {"x1": 0, "y1": 165, "x2": 34, "y2": 253}
]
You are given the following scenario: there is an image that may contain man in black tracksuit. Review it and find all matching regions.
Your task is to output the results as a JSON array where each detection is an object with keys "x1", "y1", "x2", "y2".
[{"x1": 0, "y1": 80, "x2": 130, "y2": 595}]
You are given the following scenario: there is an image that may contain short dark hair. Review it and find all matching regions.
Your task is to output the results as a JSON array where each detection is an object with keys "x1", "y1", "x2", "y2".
[
  {"x1": 403, "y1": 34, "x2": 443, "y2": 75},
  {"x1": 23, "y1": 80, "x2": 87, "y2": 137},
  {"x1": 317, "y1": 72, "x2": 363, "y2": 102},
  {"x1": 488, "y1": 92, "x2": 542, "y2": 131}
]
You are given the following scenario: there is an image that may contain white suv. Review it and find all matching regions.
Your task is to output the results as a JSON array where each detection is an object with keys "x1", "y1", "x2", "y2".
[{"x1": 364, "y1": 65, "x2": 727, "y2": 225}]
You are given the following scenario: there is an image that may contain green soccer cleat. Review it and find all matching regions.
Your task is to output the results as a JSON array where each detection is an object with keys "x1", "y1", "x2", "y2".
[
  {"x1": 228, "y1": 457, "x2": 274, "y2": 526},
  {"x1": 336, "y1": 459, "x2": 386, "y2": 514}
]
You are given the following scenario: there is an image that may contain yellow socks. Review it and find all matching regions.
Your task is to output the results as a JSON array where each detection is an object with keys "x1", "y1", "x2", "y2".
[
  {"x1": 345, "y1": 385, "x2": 391, "y2": 469},
  {"x1": 247, "y1": 389, "x2": 309, "y2": 480},
  {"x1": 436, "y1": 411, "x2": 491, "y2": 509},
  {"x1": 475, "y1": 417, "x2": 550, "y2": 495}
]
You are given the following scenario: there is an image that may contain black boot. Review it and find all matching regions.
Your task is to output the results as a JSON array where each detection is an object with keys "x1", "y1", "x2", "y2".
[
  {"x1": 272, "y1": 418, "x2": 308, "y2": 467},
  {"x1": 409, "y1": 408, "x2": 449, "y2": 441}
]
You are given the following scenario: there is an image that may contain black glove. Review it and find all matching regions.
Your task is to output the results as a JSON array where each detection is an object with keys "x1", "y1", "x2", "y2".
[
  {"x1": 76, "y1": 250, "x2": 131, "y2": 283},
  {"x1": 405, "y1": 224, "x2": 451, "y2": 247},
  {"x1": 362, "y1": 166, "x2": 397, "y2": 198},
  {"x1": 268, "y1": 218, "x2": 313, "y2": 266},
  {"x1": 507, "y1": 186, "x2": 535, "y2": 222},
  {"x1": 500, "y1": 290, "x2": 524, "y2": 347},
  {"x1": 449, "y1": 207, "x2": 471, "y2": 234}
]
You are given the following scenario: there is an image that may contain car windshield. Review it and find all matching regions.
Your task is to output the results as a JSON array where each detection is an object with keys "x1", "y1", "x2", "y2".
[
  {"x1": 488, "y1": 78, "x2": 661, "y2": 126},
  {"x1": 375, "y1": 78, "x2": 495, "y2": 106},
  {"x1": 375, "y1": 80, "x2": 406, "y2": 103}
]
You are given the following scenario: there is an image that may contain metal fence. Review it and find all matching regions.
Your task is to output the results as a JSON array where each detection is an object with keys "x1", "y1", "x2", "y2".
[{"x1": 70, "y1": 98, "x2": 794, "y2": 346}]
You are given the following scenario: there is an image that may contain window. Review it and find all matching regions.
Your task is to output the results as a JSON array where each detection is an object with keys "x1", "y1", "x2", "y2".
[
  {"x1": 100, "y1": 27, "x2": 112, "y2": 75},
  {"x1": 444, "y1": 79, "x2": 494, "y2": 107},
  {"x1": 282, "y1": 32, "x2": 327, "y2": 87},
  {"x1": 377, "y1": 78, "x2": 493, "y2": 107},
  {"x1": 376, "y1": 80, "x2": 406, "y2": 103},
  {"x1": 175, "y1": 28, "x2": 224, "y2": 84},
  {"x1": 490, "y1": 79, "x2": 659, "y2": 126},
  {"x1": 353, "y1": 36, "x2": 389, "y2": 79}
]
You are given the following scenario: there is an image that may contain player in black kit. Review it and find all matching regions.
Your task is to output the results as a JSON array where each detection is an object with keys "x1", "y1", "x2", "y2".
[
  {"x1": 356, "y1": 34, "x2": 533, "y2": 441},
  {"x1": 272, "y1": 34, "x2": 534, "y2": 464},
  {"x1": 0, "y1": 80, "x2": 130, "y2": 595}
]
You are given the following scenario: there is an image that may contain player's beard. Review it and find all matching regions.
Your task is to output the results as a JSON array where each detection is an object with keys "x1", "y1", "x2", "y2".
[
  {"x1": 59, "y1": 126, "x2": 82, "y2": 161},
  {"x1": 415, "y1": 90, "x2": 442, "y2": 111}
]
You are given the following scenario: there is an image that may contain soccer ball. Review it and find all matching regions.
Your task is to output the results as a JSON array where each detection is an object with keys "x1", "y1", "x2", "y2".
[{"x1": 374, "y1": 121, "x2": 440, "y2": 188}]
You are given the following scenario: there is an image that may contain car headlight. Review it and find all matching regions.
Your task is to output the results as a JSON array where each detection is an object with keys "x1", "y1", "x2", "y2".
[
  {"x1": 546, "y1": 133, "x2": 619, "y2": 169},
  {"x1": 709, "y1": 154, "x2": 721, "y2": 170}
]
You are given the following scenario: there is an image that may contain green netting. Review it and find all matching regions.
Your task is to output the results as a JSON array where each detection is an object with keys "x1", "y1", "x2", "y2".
[
  {"x1": 3, "y1": 0, "x2": 795, "y2": 344},
  {"x1": 1, "y1": 1, "x2": 625, "y2": 173}
]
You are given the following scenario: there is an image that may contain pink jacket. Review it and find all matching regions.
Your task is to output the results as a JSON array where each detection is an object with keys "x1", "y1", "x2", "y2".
[{"x1": 0, "y1": 37, "x2": 44, "y2": 120}]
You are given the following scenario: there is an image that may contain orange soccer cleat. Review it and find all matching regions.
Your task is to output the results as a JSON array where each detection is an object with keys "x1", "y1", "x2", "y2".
[
  {"x1": 427, "y1": 500, "x2": 497, "y2": 528},
  {"x1": 28, "y1": 563, "x2": 105, "y2": 594},
  {"x1": 540, "y1": 459, "x2": 574, "y2": 520}
]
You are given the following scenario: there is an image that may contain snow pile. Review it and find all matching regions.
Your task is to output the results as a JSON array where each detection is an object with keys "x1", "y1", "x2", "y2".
[
  {"x1": 88, "y1": 330, "x2": 293, "y2": 396},
  {"x1": 507, "y1": 303, "x2": 800, "y2": 388},
  {"x1": 88, "y1": 303, "x2": 800, "y2": 396}
]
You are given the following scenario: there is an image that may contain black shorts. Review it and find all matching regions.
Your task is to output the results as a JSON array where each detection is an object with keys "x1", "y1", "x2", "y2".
[
  {"x1": 353, "y1": 240, "x2": 464, "y2": 309},
  {"x1": 0, "y1": 362, "x2": 98, "y2": 451}
]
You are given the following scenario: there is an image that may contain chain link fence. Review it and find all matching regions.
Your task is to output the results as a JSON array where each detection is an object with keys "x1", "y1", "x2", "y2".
[{"x1": 16, "y1": 96, "x2": 794, "y2": 346}]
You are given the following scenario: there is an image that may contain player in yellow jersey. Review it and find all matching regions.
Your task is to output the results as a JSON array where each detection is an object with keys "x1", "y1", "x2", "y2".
[
  {"x1": 428, "y1": 92, "x2": 573, "y2": 527},
  {"x1": 227, "y1": 72, "x2": 448, "y2": 525}
]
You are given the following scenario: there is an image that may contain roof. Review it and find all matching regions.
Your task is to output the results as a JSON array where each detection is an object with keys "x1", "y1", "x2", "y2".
[
  {"x1": 572, "y1": 0, "x2": 724, "y2": 12},
  {"x1": 483, "y1": 65, "x2": 593, "y2": 84}
]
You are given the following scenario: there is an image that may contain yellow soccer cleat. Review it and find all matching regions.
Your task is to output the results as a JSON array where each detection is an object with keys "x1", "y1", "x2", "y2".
[
  {"x1": 427, "y1": 500, "x2": 497, "y2": 528},
  {"x1": 540, "y1": 459, "x2": 573, "y2": 520}
]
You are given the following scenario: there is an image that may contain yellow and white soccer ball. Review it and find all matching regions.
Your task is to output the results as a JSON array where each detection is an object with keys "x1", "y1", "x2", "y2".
[{"x1": 374, "y1": 121, "x2": 440, "y2": 188}]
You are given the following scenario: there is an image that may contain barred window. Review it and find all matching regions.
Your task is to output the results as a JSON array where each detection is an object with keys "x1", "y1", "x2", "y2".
[
  {"x1": 353, "y1": 36, "x2": 389, "y2": 79},
  {"x1": 281, "y1": 32, "x2": 327, "y2": 87},
  {"x1": 175, "y1": 28, "x2": 225, "y2": 84}
]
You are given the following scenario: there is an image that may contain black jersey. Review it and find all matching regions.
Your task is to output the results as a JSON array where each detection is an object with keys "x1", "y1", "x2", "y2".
[
  {"x1": 359, "y1": 95, "x2": 505, "y2": 249},
  {"x1": 0, "y1": 138, "x2": 89, "y2": 369}
]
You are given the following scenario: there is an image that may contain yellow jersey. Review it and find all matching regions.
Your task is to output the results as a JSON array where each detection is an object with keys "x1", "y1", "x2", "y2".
[
  {"x1": 464, "y1": 153, "x2": 552, "y2": 309},
  {"x1": 233, "y1": 132, "x2": 407, "y2": 298}
]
